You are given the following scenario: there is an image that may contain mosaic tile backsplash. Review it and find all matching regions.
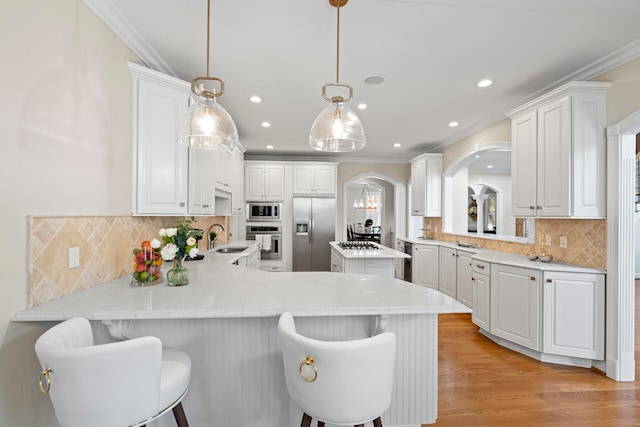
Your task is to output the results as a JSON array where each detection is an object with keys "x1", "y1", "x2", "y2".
[
  {"x1": 423, "y1": 218, "x2": 606, "y2": 270},
  {"x1": 28, "y1": 215, "x2": 230, "y2": 307}
]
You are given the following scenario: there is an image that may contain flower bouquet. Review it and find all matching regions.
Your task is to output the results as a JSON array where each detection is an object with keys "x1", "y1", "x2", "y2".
[{"x1": 159, "y1": 217, "x2": 201, "y2": 286}]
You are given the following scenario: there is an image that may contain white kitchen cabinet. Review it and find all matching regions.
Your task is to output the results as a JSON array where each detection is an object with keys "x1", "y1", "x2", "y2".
[
  {"x1": 439, "y1": 247, "x2": 457, "y2": 299},
  {"x1": 130, "y1": 62, "x2": 190, "y2": 215},
  {"x1": 216, "y1": 147, "x2": 233, "y2": 192},
  {"x1": 412, "y1": 243, "x2": 439, "y2": 289},
  {"x1": 293, "y1": 163, "x2": 337, "y2": 196},
  {"x1": 508, "y1": 81, "x2": 609, "y2": 218},
  {"x1": 188, "y1": 149, "x2": 217, "y2": 215},
  {"x1": 245, "y1": 162, "x2": 285, "y2": 201},
  {"x1": 236, "y1": 246, "x2": 261, "y2": 269},
  {"x1": 491, "y1": 264, "x2": 541, "y2": 351},
  {"x1": 231, "y1": 149, "x2": 245, "y2": 215},
  {"x1": 456, "y1": 250, "x2": 474, "y2": 308},
  {"x1": 410, "y1": 154, "x2": 443, "y2": 217},
  {"x1": 543, "y1": 271, "x2": 605, "y2": 360},
  {"x1": 395, "y1": 239, "x2": 404, "y2": 280},
  {"x1": 471, "y1": 260, "x2": 490, "y2": 331}
]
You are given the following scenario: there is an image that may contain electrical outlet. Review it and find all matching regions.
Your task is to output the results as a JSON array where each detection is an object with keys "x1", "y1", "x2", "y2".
[
  {"x1": 426, "y1": 224, "x2": 431, "y2": 231},
  {"x1": 68, "y1": 247, "x2": 80, "y2": 268},
  {"x1": 560, "y1": 236, "x2": 568, "y2": 248},
  {"x1": 545, "y1": 234, "x2": 552, "y2": 246}
]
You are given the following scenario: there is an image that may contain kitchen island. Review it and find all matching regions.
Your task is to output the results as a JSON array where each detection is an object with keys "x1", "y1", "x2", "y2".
[
  {"x1": 330, "y1": 241, "x2": 410, "y2": 277},
  {"x1": 14, "y1": 242, "x2": 470, "y2": 427}
]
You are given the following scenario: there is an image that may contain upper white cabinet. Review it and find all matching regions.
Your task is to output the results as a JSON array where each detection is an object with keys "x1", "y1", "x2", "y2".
[
  {"x1": 410, "y1": 154, "x2": 443, "y2": 217},
  {"x1": 130, "y1": 62, "x2": 190, "y2": 215},
  {"x1": 293, "y1": 163, "x2": 337, "y2": 196},
  {"x1": 245, "y1": 162, "x2": 284, "y2": 201},
  {"x1": 412, "y1": 243, "x2": 439, "y2": 289},
  {"x1": 129, "y1": 62, "x2": 244, "y2": 216},
  {"x1": 508, "y1": 81, "x2": 610, "y2": 218},
  {"x1": 231, "y1": 149, "x2": 245, "y2": 215}
]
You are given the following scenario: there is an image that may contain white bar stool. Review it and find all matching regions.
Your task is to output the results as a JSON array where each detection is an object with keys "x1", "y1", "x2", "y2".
[
  {"x1": 278, "y1": 312, "x2": 396, "y2": 427},
  {"x1": 34, "y1": 317, "x2": 191, "y2": 427}
]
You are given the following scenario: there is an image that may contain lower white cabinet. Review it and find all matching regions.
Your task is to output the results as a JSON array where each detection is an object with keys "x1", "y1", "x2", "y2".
[
  {"x1": 413, "y1": 244, "x2": 439, "y2": 289},
  {"x1": 543, "y1": 271, "x2": 605, "y2": 360},
  {"x1": 491, "y1": 264, "x2": 541, "y2": 351},
  {"x1": 439, "y1": 247, "x2": 457, "y2": 299},
  {"x1": 330, "y1": 248, "x2": 395, "y2": 277},
  {"x1": 456, "y1": 250, "x2": 474, "y2": 308},
  {"x1": 471, "y1": 260, "x2": 490, "y2": 330},
  {"x1": 236, "y1": 246, "x2": 261, "y2": 269}
]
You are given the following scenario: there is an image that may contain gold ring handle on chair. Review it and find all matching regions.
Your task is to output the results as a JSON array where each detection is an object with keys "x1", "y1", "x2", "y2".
[
  {"x1": 39, "y1": 368, "x2": 52, "y2": 394},
  {"x1": 299, "y1": 356, "x2": 318, "y2": 383}
]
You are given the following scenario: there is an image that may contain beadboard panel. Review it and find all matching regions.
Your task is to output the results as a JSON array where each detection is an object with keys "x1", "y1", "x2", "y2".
[{"x1": 121, "y1": 314, "x2": 438, "y2": 426}]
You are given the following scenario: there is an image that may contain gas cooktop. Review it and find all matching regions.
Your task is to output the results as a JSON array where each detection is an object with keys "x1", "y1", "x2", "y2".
[{"x1": 338, "y1": 241, "x2": 379, "y2": 250}]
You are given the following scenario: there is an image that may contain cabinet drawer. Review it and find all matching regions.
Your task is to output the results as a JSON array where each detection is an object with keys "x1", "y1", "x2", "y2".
[{"x1": 473, "y1": 260, "x2": 490, "y2": 274}]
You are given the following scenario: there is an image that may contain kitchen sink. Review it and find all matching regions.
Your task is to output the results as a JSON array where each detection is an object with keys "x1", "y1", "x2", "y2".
[{"x1": 215, "y1": 247, "x2": 248, "y2": 253}]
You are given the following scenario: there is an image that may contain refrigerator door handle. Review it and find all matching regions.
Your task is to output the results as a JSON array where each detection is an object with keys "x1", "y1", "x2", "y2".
[{"x1": 309, "y1": 215, "x2": 313, "y2": 245}]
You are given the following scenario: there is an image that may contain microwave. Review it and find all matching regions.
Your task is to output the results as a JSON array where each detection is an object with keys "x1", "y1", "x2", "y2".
[{"x1": 246, "y1": 202, "x2": 282, "y2": 221}]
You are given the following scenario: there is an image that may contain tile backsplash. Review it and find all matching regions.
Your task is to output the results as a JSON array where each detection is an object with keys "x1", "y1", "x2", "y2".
[
  {"x1": 28, "y1": 215, "x2": 230, "y2": 307},
  {"x1": 423, "y1": 218, "x2": 606, "y2": 270}
]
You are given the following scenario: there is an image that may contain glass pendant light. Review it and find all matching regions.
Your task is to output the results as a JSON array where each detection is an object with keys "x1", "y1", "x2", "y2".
[
  {"x1": 309, "y1": 0, "x2": 365, "y2": 152},
  {"x1": 177, "y1": 0, "x2": 239, "y2": 151}
]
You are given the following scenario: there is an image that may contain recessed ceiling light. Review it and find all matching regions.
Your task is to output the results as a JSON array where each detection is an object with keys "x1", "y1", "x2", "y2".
[
  {"x1": 477, "y1": 79, "x2": 492, "y2": 88},
  {"x1": 249, "y1": 95, "x2": 262, "y2": 103},
  {"x1": 357, "y1": 103, "x2": 367, "y2": 110},
  {"x1": 261, "y1": 121, "x2": 271, "y2": 128},
  {"x1": 364, "y1": 74, "x2": 385, "y2": 85},
  {"x1": 393, "y1": 143, "x2": 401, "y2": 148},
  {"x1": 266, "y1": 145, "x2": 274, "y2": 150},
  {"x1": 449, "y1": 121, "x2": 459, "y2": 127},
  {"x1": 487, "y1": 165, "x2": 494, "y2": 169}
]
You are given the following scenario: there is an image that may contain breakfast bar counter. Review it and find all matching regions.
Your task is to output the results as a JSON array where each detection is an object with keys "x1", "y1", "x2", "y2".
[{"x1": 14, "y1": 246, "x2": 470, "y2": 427}]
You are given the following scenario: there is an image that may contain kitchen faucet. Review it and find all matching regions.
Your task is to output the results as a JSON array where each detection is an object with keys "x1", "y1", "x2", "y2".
[{"x1": 207, "y1": 223, "x2": 225, "y2": 250}]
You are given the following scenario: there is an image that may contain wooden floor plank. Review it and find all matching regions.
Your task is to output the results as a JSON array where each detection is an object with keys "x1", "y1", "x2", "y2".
[{"x1": 432, "y1": 281, "x2": 640, "y2": 426}]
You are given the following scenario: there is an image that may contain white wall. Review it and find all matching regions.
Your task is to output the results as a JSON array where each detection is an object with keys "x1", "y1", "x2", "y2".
[{"x1": 0, "y1": 0, "x2": 138, "y2": 424}]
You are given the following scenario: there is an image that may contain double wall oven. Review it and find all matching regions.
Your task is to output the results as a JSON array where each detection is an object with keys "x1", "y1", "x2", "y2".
[{"x1": 246, "y1": 201, "x2": 283, "y2": 260}]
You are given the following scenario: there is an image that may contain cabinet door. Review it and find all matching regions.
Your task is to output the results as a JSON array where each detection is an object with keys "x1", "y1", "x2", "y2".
[
  {"x1": 439, "y1": 247, "x2": 457, "y2": 299},
  {"x1": 215, "y1": 147, "x2": 233, "y2": 191},
  {"x1": 313, "y1": 165, "x2": 336, "y2": 195},
  {"x1": 245, "y1": 164, "x2": 265, "y2": 200},
  {"x1": 293, "y1": 165, "x2": 315, "y2": 194},
  {"x1": 135, "y1": 79, "x2": 189, "y2": 214},
  {"x1": 511, "y1": 110, "x2": 538, "y2": 217},
  {"x1": 537, "y1": 95, "x2": 571, "y2": 216},
  {"x1": 395, "y1": 239, "x2": 404, "y2": 280},
  {"x1": 543, "y1": 272, "x2": 605, "y2": 360},
  {"x1": 263, "y1": 164, "x2": 284, "y2": 200},
  {"x1": 412, "y1": 244, "x2": 439, "y2": 289},
  {"x1": 231, "y1": 150, "x2": 244, "y2": 215},
  {"x1": 472, "y1": 272, "x2": 490, "y2": 330},
  {"x1": 491, "y1": 264, "x2": 541, "y2": 351},
  {"x1": 188, "y1": 148, "x2": 216, "y2": 215},
  {"x1": 410, "y1": 159, "x2": 426, "y2": 216},
  {"x1": 457, "y1": 251, "x2": 473, "y2": 308}
]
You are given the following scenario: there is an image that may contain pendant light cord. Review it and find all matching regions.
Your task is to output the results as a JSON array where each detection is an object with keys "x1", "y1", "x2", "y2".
[
  {"x1": 206, "y1": 0, "x2": 211, "y2": 77},
  {"x1": 336, "y1": 0, "x2": 340, "y2": 83}
]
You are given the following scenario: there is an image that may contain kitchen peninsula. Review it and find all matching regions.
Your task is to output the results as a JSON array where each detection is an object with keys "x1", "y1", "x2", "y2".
[{"x1": 14, "y1": 242, "x2": 469, "y2": 427}]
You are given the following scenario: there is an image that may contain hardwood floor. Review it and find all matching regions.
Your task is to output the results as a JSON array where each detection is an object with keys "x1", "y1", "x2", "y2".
[{"x1": 432, "y1": 282, "x2": 640, "y2": 426}]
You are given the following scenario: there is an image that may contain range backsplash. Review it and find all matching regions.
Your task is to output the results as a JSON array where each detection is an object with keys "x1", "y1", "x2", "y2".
[
  {"x1": 423, "y1": 218, "x2": 606, "y2": 270},
  {"x1": 28, "y1": 215, "x2": 230, "y2": 307}
]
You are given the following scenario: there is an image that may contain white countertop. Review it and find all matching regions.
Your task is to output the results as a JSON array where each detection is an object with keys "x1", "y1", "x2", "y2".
[
  {"x1": 13, "y1": 241, "x2": 469, "y2": 322},
  {"x1": 330, "y1": 241, "x2": 411, "y2": 259},
  {"x1": 398, "y1": 237, "x2": 605, "y2": 274}
]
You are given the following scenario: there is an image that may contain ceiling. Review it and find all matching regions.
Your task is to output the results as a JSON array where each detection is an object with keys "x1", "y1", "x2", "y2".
[{"x1": 85, "y1": 0, "x2": 640, "y2": 162}]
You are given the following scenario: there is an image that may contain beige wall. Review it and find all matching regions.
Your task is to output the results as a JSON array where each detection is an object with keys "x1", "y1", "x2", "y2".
[
  {"x1": 0, "y1": 0, "x2": 139, "y2": 424},
  {"x1": 592, "y1": 56, "x2": 640, "y2": 125}
]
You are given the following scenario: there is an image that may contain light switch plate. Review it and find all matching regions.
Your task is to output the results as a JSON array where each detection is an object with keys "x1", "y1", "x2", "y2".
[
  {"x1": 68, "y1": 247, "x2": 80, "y2": 268},
  {"x1": 560, "y1": 236, "x2": 568, "y2": 248},
  {"x1": 545, "y1": 234, "x2": 552, "y2": 246}
]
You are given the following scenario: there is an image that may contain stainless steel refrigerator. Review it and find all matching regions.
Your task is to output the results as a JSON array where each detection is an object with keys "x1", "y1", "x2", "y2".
[{"x1": 293, "y1": 197, "x2": 335, "y2": 271}]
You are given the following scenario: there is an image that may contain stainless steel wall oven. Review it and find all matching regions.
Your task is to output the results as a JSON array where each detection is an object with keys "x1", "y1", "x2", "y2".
[{"x1": 246, "y1": 225, "x2": 282, "y2": 260}]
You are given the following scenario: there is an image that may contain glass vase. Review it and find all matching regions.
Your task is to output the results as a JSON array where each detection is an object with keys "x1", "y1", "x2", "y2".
[
  {"x1": 167, "y1": 257, "x2": 189, "y2": 286},
  {"x1": 131, "y1": 243, "x2": 163, "y2": 287}
]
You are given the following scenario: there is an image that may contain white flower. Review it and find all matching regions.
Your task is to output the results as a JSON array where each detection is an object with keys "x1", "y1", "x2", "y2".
[
  {"x1": 186, "y1": 237, "x2": 197, "y2": 247},
  {"x1": 160, "y1": 243, "x2": 179, "y2": 261},
  {"x1": 189, "y1": 247, "x2": 199, "y2": 258},
  {"x1": 150, "y1": 238, "x2": 162, "y2": 249},
  {"x1": 165, "y1": 228, "x2": 177, "y2": 237},
  {"x1": 159, "y1": 228, "x2": 167, "y2": 237}
]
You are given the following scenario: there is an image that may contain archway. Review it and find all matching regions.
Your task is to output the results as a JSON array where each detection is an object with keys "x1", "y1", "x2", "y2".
[{"x1": 342, "y1": 172, "x2": 404, "y2": 247}]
